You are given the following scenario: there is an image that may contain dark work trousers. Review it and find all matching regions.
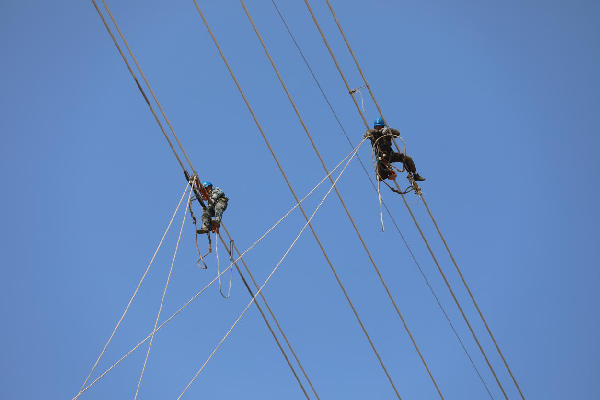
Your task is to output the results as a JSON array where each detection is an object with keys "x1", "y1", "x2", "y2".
[
  {"x1": 376, "y1": 151, "x2": 417, "y2": 180},
  {"x1": 201, "y1": 199, "x2": 228, "y2": 228}
]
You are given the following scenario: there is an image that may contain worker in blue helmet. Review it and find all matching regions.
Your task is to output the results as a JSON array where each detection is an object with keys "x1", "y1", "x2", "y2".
[
  {"x1": 196, "y1": 180, "x2": 229, "y2": 234},
  {"x1": 364, "y1": 117, "x2": 426, "y2": 182}
]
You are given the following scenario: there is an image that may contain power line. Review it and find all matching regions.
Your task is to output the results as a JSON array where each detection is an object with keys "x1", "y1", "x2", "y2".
[
  {"x1": 191, "y1": 2, "x2": 404, "y2": 398},
  {"x1": 240, "y1": 1, "x2": 445, "y2": 398},
  {"x1": 270, "y1": 2, "x2": 494, "y2": 398},
  {"x1": 304, "y1": 0, "x2": 519, "y2": 398},
  {"x1": 88, "y1": 1, "x2": 321, "y2": 398},
  {"x1": 322, "y1": 1, "x2": 526, "y2": 398},
  {"x1": 177, "y1": 140, "x2": 361, "y2": 399}
]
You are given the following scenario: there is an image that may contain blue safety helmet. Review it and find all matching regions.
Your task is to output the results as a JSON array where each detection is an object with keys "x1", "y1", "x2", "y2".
[
  {"x1": 374, "y1": 117, "x2": 385, "y2": 128},
  {"x1": 201, "y1": 180, "x2": 213, "y2": 188}
]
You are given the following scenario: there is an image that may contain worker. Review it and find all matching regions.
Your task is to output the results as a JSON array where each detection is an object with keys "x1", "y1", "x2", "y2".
[
  {"x1": 196, "y1": 180, "x2": 228, "y2": 234},
  {"x1": 364, "y1": 117, "x2": 426, "y2": 182}
]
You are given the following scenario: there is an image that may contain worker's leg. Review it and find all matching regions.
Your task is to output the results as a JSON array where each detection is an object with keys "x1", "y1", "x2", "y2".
[
  {"x1": 214, "y1": 200, "x2": 228, "y2": 223},
  {"x1": 198, "y1": 207, "x2": 214, "y2": 234},
  {"x1": 390, "y1": 152, "x2": 425, "y2": 181},
  {"x1": 376, "y1": 160, "x2": 389, "y2": 180}
]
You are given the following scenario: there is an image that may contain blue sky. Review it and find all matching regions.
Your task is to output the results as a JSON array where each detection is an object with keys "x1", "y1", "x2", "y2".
[{"x1": 1, "y1": 0, "x2": 599, "y2": 399}]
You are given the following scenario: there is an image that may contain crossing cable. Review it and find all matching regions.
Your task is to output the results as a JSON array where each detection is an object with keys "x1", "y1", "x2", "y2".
[
  {"x1": 270, "y1": 2, "x2": 494, "y2": 398},
  {"x1": 239, "y1": 1, "x2": 445, "y2": 399},
  {"x1": 303, "y1": 1, "x2": 511, "y2": 398},
  {"x1": 90, "y1": 2, "x2": 319, "y2": 399},
  {"x1": 72, "y1": 146, "x2": 360, "y2": 399},
  {"x1": 177, "y1": 143, "x2": 359, "y2": 399},
  {"x1": 78, "y1": 182, "x2": 189, "y2": 392},
  {"x1": 134, "y1": 189, "x2": 191, "y2": 400},
  {"x1": 323, "y1": 2, "x2": 525, "y2": 399},
  {"x1": 191, "y1": 3, "x2": 404, "y2": 399}
]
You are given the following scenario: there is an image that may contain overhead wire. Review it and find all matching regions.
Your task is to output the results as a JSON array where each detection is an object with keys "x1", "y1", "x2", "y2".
[
  {"x1": 101, "y1": 0, "x2": 196, "y2": 177},
  {"x1": 177, "y1": 138, "x2": 360, "y2": 399},
  {"x1": 73, "y1": 143, "x2": 363, "y2": 399},
  {"x1": 268, "y1": 2, "x2": 493, "y2": 397},
  {"x1": 238, "y1": 1, "x2": 445, "y2": 398},
  {"x1": 191, "y1": 2, "x2": 404, "y2": 399},
  {"x1": 90, "y1": 1, "x2": 322, "y2": 399},
  {"x1": 77, "y1": 182, "x2": 189, "y2": 392},
  {"x1": 134, "y1": 188, "x2": 192, "y2": 400},
  {"x1": 303, "y1": 0, "x2": 516, "y2": 398},
  {"x1": 322, "y1": 2, "x2": 525, "y2": 398}
]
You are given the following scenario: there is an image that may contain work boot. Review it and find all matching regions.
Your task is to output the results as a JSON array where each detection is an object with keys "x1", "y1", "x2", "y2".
[
  {"x1": 413, "y1": 173, "x2": 426, "y2": 182},
  {"x1": 197, "y1": 225, "x2": 210, "y2": 234}
]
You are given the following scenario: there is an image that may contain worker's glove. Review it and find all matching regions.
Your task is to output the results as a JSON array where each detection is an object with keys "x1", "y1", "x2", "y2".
[{"x1": 363, "y1": 131, "x2": 372, "y2": 139}]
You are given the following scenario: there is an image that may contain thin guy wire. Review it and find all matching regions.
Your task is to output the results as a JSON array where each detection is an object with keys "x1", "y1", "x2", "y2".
[
  {"x1": 91, "y1": 2, "x2": 318, "y2": 398},
  {"x1": 268, "y1": 4, "x2": 492, "y2": 396},
  {"x1": 78, "y1": 182, "x2": 189, "y2": 392},
  {"x1": 321, "y1": 1, "x2": 523, "y2": 398},
  {"x1": 134, "y1": 189, "x2": 191, "y2": 400},
  {"x1": 73, "y1": 145, "x2": 361, "y2": 399},
  {"x1": 191, "y1": 3, "x2": 403, "y2": 399},
  {"x1": 239, "y1": 1, "x2": 444, "y2": 398},
  {"x1": 177, "y1": 140, "x2": 359, "y2": 399}
]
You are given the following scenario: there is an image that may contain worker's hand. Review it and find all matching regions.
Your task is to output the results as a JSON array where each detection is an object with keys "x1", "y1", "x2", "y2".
[{"x1": 363, "y1": 131, "x2": 372, "y2": 139}]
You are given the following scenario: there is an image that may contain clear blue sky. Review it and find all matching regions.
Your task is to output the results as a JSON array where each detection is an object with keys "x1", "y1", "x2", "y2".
[{"x1": 1, "y1": 0, "x2": 599, "y2": 399}]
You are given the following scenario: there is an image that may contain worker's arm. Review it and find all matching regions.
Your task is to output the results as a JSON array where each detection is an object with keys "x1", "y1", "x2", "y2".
[{"x1": 389, "y1": 128, "x2": 401, "y2": 138}]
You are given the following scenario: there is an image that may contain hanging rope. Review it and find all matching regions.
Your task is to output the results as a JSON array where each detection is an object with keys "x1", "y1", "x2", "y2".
[{"x1": 215, "y1": 233, "x2": 233, "y2": 299}]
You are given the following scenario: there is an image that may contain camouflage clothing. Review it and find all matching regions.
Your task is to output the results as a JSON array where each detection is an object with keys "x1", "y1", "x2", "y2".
[
  {"x1": 201, "y1": 187, "x2": 228, "y2": 228},
  {"x1": 364, "y1": 127, "x2": 417, "y2": 180}
]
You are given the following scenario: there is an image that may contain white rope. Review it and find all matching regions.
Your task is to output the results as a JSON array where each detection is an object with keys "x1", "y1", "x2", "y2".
[
  {"x1": 72, "y1": 142, "x2": 365, "y2": 399},
  {"x1": 378, "y1": 179, "x2": 385, "y2": 232},
  {"x1": 176, "y1": 141, "x2": 361, "y2": 399},
  {"x1": 216, "y1": 232, "x2": 233, "y2": 298},
  {"x1": 134, "y1": 189, "x2": 191, "y2": 400},
  {"x1": 77, "y1": 183, "x2": 189, "y2": 392},
  {"x1": 218, "y1": 138, "x2": 368, "y2": 276}
]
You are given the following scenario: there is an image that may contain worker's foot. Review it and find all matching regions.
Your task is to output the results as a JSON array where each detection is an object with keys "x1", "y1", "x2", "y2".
[
  {"x1": 413, "y1": 173, "x2": 426, "y2": 182},
  {"x1": 197, "y1": 226, "x2": 210, "y2": 234}
]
